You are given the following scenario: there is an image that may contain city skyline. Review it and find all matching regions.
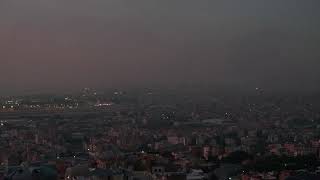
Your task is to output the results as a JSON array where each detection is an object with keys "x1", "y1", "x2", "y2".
[{"x1": 1, "y1": 1, "x2": 320, "y2": 179}]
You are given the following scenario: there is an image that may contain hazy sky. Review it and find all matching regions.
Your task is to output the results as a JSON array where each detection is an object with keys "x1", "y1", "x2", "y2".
[{"x1": 0, "y1": 0, "x2": 319, "y2": 94}]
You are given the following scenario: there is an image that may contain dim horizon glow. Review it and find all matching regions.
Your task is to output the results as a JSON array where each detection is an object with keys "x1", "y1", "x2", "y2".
[{"x1": 0, "y1": 0, "x2": 320, "y2": 94}]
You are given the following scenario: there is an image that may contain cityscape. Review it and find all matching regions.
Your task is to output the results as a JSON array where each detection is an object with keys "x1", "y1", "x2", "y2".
[
  {"x1": 1, "y1": 0, "x2": 320, "y2": 180},
  {"x1": 0, "y1": 88, "x2": 320, "y2": 180}
]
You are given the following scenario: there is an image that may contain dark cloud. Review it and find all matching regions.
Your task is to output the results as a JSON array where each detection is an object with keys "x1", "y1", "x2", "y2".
[{"x1": 0, "y1": 0, "x2": 319, "y2": 94}]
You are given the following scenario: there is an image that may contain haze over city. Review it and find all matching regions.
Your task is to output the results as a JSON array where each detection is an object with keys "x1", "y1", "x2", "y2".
[
  {"x1": 1, "y1": 0, "x2": 320, "y2": 94},
  {"x1": 2, "y1": 1, "x2": 320, "y2": 180}
]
